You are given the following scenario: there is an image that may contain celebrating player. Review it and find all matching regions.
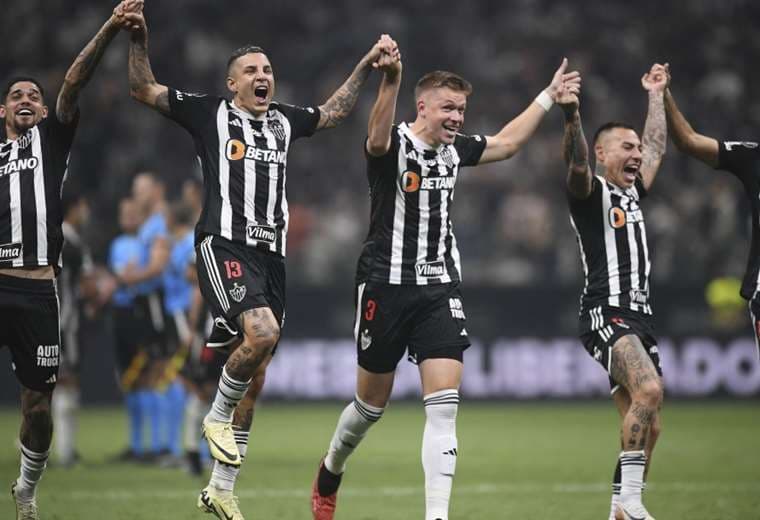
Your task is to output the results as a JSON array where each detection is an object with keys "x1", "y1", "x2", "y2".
[
  {"x1": 558, "y1": 65, "x2": 668, "y2": 520},
  {"x1": 310, "y1": 55, "x2": 580, "y2": 520},
  {"x1": 116, "y1": 1, "x2": 400, "y2": 517},
  {"x1": 663, "y1": 65, "x2": 760, "y2": 360},
  {"x1": 0, "y1": 6, "x2": 129, "y2": 519}
]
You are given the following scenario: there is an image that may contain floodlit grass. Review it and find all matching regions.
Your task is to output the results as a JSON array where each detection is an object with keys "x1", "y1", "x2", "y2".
[{"x1": 0, "y1": 401, "x2": 758, "y2": 519}]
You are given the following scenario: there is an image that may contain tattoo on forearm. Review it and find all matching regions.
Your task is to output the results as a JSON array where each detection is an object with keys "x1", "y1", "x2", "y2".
[
  {"x1": 318, "y1": 63, "x2": 372, "y2": 129},
  {"x1": 129, "y1": 31, "x2": 167, "y2": 113},
  {"x1": 641, "y1": 93, "x2": 667, "y2": 171},
  {"x1": 563, "y1": 114, "x2": 589, "y2": 168},
  {"x1": 57, "y1": 19, "x2": 119, "y2": 122}
]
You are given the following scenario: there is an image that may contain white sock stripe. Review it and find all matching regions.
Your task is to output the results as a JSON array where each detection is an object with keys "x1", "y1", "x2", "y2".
[
  {"x1": 221, "y1": 371, "x2": 251, "y2": 391},
  {"x1": 19, "y1": 444, "x2": 49, "y2": 462},
  {"x1": 201, "y1": 236, "x2": 230, "y2": 312},
  {"x1": 424, "y1": 389, "x2": 460, "y2": 406},
  {"x1": 353, "y1": 400, "x2": 384, "y2": 422}
]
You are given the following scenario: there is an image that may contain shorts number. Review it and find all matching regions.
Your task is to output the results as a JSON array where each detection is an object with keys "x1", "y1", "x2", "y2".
[
  {"x1": 224, "y1": 260, "x2": 242, "y2": 279},
  {"x1": 365, "y1": 299, "x2": 377, "y2": 321}
]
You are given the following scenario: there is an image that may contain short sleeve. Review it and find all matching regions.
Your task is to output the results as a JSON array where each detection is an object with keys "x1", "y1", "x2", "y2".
[
  {"x1": 40, "y1": 109, "x2": 79, "y2": 159},
  {"x1": 364, "y1": 126, "x2": 401, "y2": 172},
  {"x1": 453, "y1": 133, "x2": 487, "y2": 167},
  {"x1": 567, "y1": 175, "x2": 602, "y2": 211},
  {"x1": 275, "y1": 103, "x2": 320, "y2": 141},
  {"x1": 166, "y1": 88, "x2": 219, "y2": 134},
  {"x1": 717, "y1": 140, "x2": 760, "y2": 183}
]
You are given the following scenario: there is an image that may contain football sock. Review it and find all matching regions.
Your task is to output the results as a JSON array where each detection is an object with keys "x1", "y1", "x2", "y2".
[
  {"x1": 148, "y1": 389, "x2": 164, "y2": 454},
  {"x1": 166, "y1": 380, "x2": 186, "y2": 456},
  {"x1": 126, "y1": 391, "x2": 145, "y2": 455},
  {"x1": 609, "y1": 459, "x2": 621, "y2": 520},
  {"x1": 619, "y1": 450, "x2": 646, "y2": 506},
  {"x1": 52, "y1": 384, "x2": 79, "y2": 465},
  {"x1": 208, "y1": 366, "x2": 250, "y2": 423},
  {"x1": 209, "y1": 426, "x2": 249, "y2": 492},
  {"x1": 323, "y1": 396, "x2": 384, "y2": 482},
  {"x1": 14, "y1": 443, "x2": 49, "y2": 501},
  {"x1": 184, "y1": 393, "x2": 204, "y2": 452},
  {"x1": 422, "y1": 389, "x2": 459, "y2": 520}
]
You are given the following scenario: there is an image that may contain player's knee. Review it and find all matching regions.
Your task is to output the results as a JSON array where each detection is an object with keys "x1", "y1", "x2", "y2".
[
  {"x1": 637, "y1": 378, "x2": 663, "y2": 408},
  {"x1": 242, "y1": 320, "x2": 280, "y2": 353}
]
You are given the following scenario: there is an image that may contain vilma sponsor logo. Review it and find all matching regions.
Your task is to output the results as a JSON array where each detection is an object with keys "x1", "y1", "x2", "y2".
[
  {"x1": 246, "y1": 225, "x2": 276, "y2": 244},
  {"x1": 415, "y1": 260, "x2": 445, "y2": 277},
  {"x1": 0, "y1": 242, "x2": 23, "y2": 260}
]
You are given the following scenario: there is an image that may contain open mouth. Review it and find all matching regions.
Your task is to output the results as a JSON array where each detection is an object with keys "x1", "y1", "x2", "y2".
[
  {"x1": 623, "y1": 164, "x2": 639, "y2": 178},
  {"x1": 254, "y1": 85, "x2": 269, "y2": 104},
  {"x1": 16, "y1": 108, "x2": 34, "y2": 117},
  {"x1": 442, "y1": 123, "x2": 459, "y2": 138}
]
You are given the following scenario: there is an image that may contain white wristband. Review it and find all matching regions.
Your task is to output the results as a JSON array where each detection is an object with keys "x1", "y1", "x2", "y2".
[{"x1": 534, "y1": 91, "x2": 554, "y2": 112}]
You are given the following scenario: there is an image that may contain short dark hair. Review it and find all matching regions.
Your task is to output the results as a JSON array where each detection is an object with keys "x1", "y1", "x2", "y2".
[
  {"x1": 227, "y1": 45, "x2": 267, "y2": 74},
  {"x1": 415, "y1": 71, "x2": 472, "y2": 100},
  {"x1": 592, "y1": 121, "x2": 637, "y2": 147},
  {"x1": 2, "y1": 76, "x2": 45, "y2": 103}
]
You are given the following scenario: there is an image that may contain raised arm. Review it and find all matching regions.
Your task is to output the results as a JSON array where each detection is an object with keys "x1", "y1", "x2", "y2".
[
  {"x1": 559, "y1": 91, "x2": 593, "y2": 199},
  {"x1": 121, "y1": 5, "x2": 170, "y2": 114},
  {"x1": 366, "y1": 52, "x2": 402, "y2": 156},
  {"x1": 664, "y1": 85, "x2": 719, "y2": 167},
  {"x1": 478, "y1": 58, "x2": 581, "y2": 164},
  {"x1": 316, "y1": 35, "x2": 399, "y2": 131},
  {"x1": 55, "y1": 4, "x2": 128, "y2": 124},
  {"x1": 639, "y1": 64, "x2": 668, "y2": 190}
]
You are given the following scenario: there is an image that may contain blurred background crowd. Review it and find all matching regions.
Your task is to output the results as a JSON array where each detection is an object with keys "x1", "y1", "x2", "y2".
[{"x1": 2, "y1": 0, "x2": 759, "y2": 290}]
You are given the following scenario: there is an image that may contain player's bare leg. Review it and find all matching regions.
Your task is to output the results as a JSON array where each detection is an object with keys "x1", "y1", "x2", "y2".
[
  {"x1": 12, "y1": 388, "x2": 54, "y2": 519},
  {"x1": 312, "y1": 367, "x2": 393, "y2": 520},
  {"x1": 419, "y1": 358, "x2": 462, "y2": 520},
  {"x1": 609, "y1": 335, "x2": 663, "y2": 520},
  {"x1": 203, "y1": 307, "x2": 279, "y2": 466}
]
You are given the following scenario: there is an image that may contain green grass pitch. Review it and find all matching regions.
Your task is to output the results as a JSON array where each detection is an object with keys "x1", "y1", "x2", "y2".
[{"x1": 0, "y1": 402, "x2": 758, "y2": 519}]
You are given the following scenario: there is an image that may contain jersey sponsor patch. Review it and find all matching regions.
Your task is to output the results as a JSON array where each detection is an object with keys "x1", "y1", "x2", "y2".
[
  {"x1": 415, "y1": 260, "x2": 445, "y2": 277},
  {"x1": 246, "y1": 225, "x2": 276, "y2": 243},
  {"x1": 225, "y1": 139, "x2": 286, "y2": 163},
  {"x1": 449, "y1": 297, "x2": 466, "y2": 319},
  {"x1": 37, "y1": 344, "x2": 59, "y2": 367},
  {"x1": 0, "y1": 157, "x2": 38, "y2": 177},
  {"x1": 0, "y1": 241, "x2": 23, "y2": 260}
]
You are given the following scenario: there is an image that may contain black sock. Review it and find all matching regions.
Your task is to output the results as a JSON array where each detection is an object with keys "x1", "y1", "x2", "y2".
[{"x1": 317, "y1": 463, "x2": 343, "y2": 497}]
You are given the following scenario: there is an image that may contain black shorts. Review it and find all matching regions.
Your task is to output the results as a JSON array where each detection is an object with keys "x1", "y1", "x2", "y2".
[
  {"x1": 112, "y1": 305, "x2": 149, "y2": 387},
  {"x1": 579, "y1": 305, "x2": 663, "y2": 393},
  {"x1": 133, "y1": 290, "x2": 168, "y2": 359},
  {"x1": 0, "y1": 274, "x2": 60, "y2": 393},
  {"x1": 195, "y1": 234, "x2": 285, "y2": 336},
  {"x1": 353, "y1": 281, "x2": 470, "y2": 374},
  {"x1": 748, "y1": 293, "x2": 760, "y2": 361}
]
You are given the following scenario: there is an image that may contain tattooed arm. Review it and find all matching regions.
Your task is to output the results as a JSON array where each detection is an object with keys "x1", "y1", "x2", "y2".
[
  {"x1": 639, "y1": 64, "x2": 669, "y2": 190},
  {"x1": 317, "y1": 34, "x2": 399, "y2": 131},
  {"x1": 664, "y1": 87, "x2": 719, "y2": 167},
  {"x1": 55, "y1": 11, "x2": 123, "y2": 124},
  {"x1": 562, "y1": 105, "x2": 593, "y2": 199},
  {"x1": 124, "y1": 10, "x2": 170, "y2": 114}
]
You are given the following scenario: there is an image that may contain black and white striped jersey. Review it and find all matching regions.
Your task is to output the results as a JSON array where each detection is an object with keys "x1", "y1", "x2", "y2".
[
  {"x1": 166, "y1": 89, "x2": 320, "y2": 257},
  {"x1": 356, "y1": 123, "x2": 486, "y2": 285},
  {"x1": 0, "y1": 112, "x2": 78, "y2": 270},
  {"x1": 568, "y1": 175, "x2": 653, "y2": 316},
  {"x1": 717, "y1": 140, "x2": 760, "y2": 300}
]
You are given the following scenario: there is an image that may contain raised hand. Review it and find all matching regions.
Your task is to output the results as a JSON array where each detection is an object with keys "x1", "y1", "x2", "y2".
[
  {"x1": 113, "y1": 0, "x2": 144, "y2": 32},
  {"x1": 546, "y1": 58, "x2": 582, "y2": 103},
  {"x1": 642, "y1": 63, "x2": 668, "y2": 92},
  {"x1": 369, "y1": 34, "x2": 401, "y2": 76}
]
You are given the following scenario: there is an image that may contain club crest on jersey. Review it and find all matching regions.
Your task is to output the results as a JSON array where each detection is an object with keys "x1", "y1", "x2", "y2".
[
  {"x1": 247, "y1": 225, "x2": 276, "y2": 244},
  {"x1": 415, "y1": 260, "x2": 445, "y2": 277},
  {"x1": 439, "y1": 147, "x2": 454, "y2": 168},
  {"x1": 15, "y1": 130, "x2": 34, "y2": 151},
  {"x1": 0, "y1": 241, "x2": 23, "y2": 260},
  {"x1": 0, "y1": 157, "x2": 38, "y2": 177},
  {"x1": 229, "y1": 282, "x2": 247, "y2": 303},
  {"x1": 267, "y1": 119, "x2": 286, "y2": 141}
]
